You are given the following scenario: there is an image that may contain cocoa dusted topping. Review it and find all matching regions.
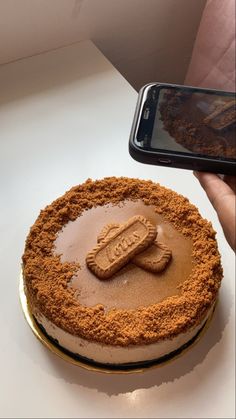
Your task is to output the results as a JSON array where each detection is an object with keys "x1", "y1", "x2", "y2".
[{"x1": 22, "y1": 177, "x2": 222, "y2": 346}]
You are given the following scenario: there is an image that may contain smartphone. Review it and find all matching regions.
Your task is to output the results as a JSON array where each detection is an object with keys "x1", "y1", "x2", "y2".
[{"x1": 129, "y1": 83, "x2": 236, "y2": 175}]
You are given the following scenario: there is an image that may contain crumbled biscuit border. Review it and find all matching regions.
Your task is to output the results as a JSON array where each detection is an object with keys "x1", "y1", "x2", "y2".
[{"x1": 22, "y1": 177, "x2": 223, "y2": 346}]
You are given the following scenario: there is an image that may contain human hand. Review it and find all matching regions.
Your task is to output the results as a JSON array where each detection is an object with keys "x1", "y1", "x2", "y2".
[{"x1": 194, "y1": 171, "x2": 236, "y2": 252}]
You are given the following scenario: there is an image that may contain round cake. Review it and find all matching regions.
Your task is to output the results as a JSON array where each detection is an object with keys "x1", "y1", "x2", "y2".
[{"x1": 22, "y1": 177, "x2": 222, "y2": 367}]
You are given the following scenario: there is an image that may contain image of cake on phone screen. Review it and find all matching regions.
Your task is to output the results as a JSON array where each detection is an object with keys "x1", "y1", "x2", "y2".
[{"x1": 157, "y1": 88, "x2": 236, "y2": 159}]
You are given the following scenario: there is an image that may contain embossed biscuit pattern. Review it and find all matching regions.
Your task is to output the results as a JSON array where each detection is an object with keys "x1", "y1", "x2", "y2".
[
  {"x1": 86, "y1": 215, "x2": 157, "y2": 279},
  {"x1": 133, "y1": 241, "x2": 172, "y2": 272},
  {"x1": 97, "y1": 223, "x2": 120, "y2": 243},
  {"x1": 96, "y1": 221, "x2": 172, "y2": 273}
]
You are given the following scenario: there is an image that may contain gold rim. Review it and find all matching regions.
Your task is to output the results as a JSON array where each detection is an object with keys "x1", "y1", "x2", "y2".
[{"x1": 19, "y1": 271, "x2": 216, "y2": 374}]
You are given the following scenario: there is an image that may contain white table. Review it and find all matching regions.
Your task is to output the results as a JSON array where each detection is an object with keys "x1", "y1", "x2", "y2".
[{"x1": 0, "y1": 40, "x2": 235, "y2": 419}]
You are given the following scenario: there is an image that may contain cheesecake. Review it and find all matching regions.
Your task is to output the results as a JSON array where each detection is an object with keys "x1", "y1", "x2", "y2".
[{"x1": 22, "y1": 177, "x2": 222, "y2": 367}]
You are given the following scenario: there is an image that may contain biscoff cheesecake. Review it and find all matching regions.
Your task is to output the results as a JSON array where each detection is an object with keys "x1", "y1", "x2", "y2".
[{"x1": 22, "y1": 177, "x2": 222, "y2": 367}]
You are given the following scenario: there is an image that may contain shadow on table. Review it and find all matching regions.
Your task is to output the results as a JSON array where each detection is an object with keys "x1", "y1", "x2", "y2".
[{"x1": 39, "y1": 287, "x2": 232, "y2": 396}]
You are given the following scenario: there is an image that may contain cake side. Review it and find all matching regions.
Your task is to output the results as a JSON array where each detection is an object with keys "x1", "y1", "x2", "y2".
[{"x1": 32, "y1": 307, "x2": 214, "y2": 365}]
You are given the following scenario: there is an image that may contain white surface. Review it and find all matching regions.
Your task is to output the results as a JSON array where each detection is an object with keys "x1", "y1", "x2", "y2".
[
  {"x1": 0, "y1": 0, "x2": 206, "y2": 89},
  {"x1": 0, "y1": 40, "x2": 235, "y2": 418}
]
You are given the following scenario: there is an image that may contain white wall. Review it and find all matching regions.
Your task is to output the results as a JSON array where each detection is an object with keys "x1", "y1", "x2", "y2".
[{"x1": 0, "y1": 0, "x2": 206, "y2": 90}]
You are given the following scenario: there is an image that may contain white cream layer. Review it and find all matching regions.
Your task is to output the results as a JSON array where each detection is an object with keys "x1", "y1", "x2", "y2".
[{"x1": 33, "y1": 307, "x2": 213, "y2": 365}]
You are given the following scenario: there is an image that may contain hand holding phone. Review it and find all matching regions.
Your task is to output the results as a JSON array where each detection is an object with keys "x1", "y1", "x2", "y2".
[
  {"x1": 129, "y1": 83, "x2": 236, "y2": 175},
  {"x1": 194, "y1": 171, "x2": 236, "y2": 251}
]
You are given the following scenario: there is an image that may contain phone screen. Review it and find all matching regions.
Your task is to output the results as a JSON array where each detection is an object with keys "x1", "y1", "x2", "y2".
[{"x1": 137, "y1": 86, "x2": 236, "y2": 161}]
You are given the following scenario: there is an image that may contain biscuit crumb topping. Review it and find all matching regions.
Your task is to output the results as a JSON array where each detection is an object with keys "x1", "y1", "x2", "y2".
[{"x1": 22, "y1": 177, "x2": 222, "y2": 346}]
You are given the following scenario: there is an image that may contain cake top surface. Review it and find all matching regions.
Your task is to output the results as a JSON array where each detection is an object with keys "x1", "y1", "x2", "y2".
[
  {"x1": 54, "y1": 200, "x2": 193, "y2": 310},
  {"x1": 22, "y1": 177, "x2": 222, "y2": 346}
]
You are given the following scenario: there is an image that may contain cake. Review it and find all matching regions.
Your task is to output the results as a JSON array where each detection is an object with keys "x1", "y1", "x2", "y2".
[
  {"x1": 22, "y1": 177, "x2": 222, "y2": 368},
  {"x1": 159, "y1": 89, "x2": 236, "y2": 159}
]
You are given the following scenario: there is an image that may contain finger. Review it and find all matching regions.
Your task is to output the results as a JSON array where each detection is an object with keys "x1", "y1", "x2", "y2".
[
  {"x1": 194, "y1": 171, "x2": 236, "y2": 250},
  {"x1": 223, "y1": 175, "x2": 236, "y2": 194},
  {"x1": 194, "y1": 171, "x2": 234, "y2": 212}
]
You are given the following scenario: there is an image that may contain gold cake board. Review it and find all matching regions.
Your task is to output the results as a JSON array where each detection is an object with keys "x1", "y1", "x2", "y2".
[{"x1": 19, "y1": 271, "x2": 216, "y2": 374}]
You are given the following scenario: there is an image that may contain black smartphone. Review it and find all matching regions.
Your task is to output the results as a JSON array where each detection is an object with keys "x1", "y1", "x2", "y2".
[{"x1": 129, "y1": 83, "x2": 236, "y2": 175}]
